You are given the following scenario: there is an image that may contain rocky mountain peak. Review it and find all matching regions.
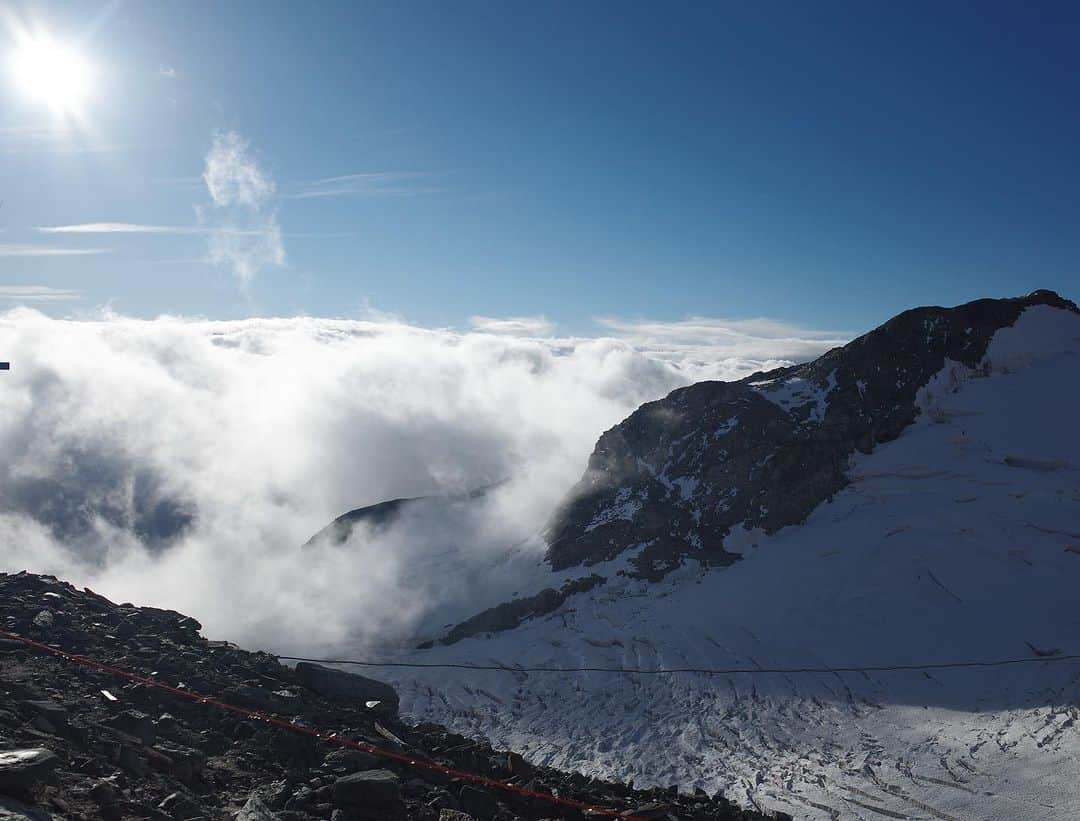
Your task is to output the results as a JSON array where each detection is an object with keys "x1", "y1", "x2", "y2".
[{"x1": 544, "y1": 290, "x2": 1078, "y2": 579}]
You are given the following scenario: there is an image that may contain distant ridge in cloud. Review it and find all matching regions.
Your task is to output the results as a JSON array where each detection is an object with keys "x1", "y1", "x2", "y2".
[
  {"x1": 470, "y1": 315, "x2": 555, "y2": 336},
  {"x1": 199, "y1": 131, "x2": 284, "y2": 284}
]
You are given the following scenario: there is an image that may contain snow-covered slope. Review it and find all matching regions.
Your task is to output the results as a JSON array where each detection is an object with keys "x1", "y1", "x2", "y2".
[{"x1": 381, "y1": 302, "x2": 1080, "y2": 820}]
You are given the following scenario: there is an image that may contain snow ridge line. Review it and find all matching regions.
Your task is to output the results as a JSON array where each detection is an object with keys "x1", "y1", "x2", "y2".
[
  {"x1": 0, "y1": 630, "x2": 643, "y2": 820},
  {"x1": 275, "y1": 653, "x2": 1080, "y2": 676}
]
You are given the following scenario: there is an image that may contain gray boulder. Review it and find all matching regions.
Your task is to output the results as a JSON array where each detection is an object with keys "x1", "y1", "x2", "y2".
[
  {"x1": 234, "y1": 794, "x2": 277, "y2": 821},
  {"x1": 0, "y1": 796, "x2": 53, "y2": 820},
  {"x1": 322, "y1": 748, "x2": 379, "y2": 774},
  {"x1": 293, "y1": 663, "x2": 399, "y2": 716},
  {"x1": 0, "y1": 749, "x2": 59, "y2": 792},
  {"x1": 332, "y1": 769, "x2": 401, "y2": 810}
]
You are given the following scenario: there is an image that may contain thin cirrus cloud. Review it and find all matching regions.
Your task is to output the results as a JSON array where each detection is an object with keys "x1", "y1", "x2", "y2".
[
  {"x1": 37, "y1": 132, "x2": 287, "y2": 283},
  {"x1": 0, "y1": 285, "x2": 82, "y2": 301},
  {"x1": 1, "y1": 126, "x2": 134, "y2": 155},
  {"x1": 0, "y1": 244, "x2": 108, "y2": 257},
  {"x1": 288, "y1": 172, "x2": 443, "y2": 200},
  {"x1": 36, "y1": 223, "x2": 201, "y2": 235},
  {"x1": 36, "y1": 225, "x2": 348, "y2": 246},
  {"x1": 35, "y1": 224, "x2": 274, "y2": 237}
]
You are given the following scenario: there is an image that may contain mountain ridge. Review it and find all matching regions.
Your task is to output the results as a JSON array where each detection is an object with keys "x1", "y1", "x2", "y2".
[
  {"x1": 391, "y1": 292, "x2": 1080, "y2": 819},
  {"x1": 543, "y1": 289, "x2": 1077, "y2": 579}
]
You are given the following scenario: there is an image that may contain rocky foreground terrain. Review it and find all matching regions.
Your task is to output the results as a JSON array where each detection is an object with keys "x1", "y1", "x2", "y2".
[{"x1": 0, "y1": 572, "x2": 776, "y2": 821}]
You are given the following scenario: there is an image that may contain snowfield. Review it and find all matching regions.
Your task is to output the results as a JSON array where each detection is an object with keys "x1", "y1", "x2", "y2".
[{"x1": 381, "y1": 306, "x2": 1080, "y2": 820}]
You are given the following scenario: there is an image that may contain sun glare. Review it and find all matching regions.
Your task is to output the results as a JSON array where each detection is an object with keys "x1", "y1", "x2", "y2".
[{"x1": 11, "y1": 33, "x2": 94, "y2": 113}]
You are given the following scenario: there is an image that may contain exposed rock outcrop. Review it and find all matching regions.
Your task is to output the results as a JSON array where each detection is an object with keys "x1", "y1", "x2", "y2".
[
  {"x1": 293, "y1": 662, "x2": 400, "y2": 715},
  {"x1": 545, "y1": 290, "x2": 1079, "y2": 579},
  {"x1": 424, "y1": 575, "x2": 606, "y2": 648},
  {"x1": 303, "y1": 481, "x2": 507, "y2": 550}
]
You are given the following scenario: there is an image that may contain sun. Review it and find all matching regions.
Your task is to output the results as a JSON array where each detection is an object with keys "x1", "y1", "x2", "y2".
[{"x1": 11, "y1": 33, "x2": 94, "y2": 113}]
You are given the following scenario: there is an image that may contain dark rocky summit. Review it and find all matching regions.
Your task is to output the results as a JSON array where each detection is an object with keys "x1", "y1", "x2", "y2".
[
  {"x1": 0, "y1": 571, "x2": 773, "y2": 820},
  {"x1": 303, "y1": 482, "x2": 507, "y2": 551},
  {"x1": 301, "y1": 497, "x2": 422, "y2": 549},
  {"x1": 421, "y1": 576, "x2": 606, "y2": 648},
  {"x1": 544, "y1": 290, "x2": 1078, "y2": 580}
]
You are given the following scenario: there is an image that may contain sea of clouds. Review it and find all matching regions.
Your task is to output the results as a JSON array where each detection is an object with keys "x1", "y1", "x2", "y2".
[
  {"x1": 0, "y1": 308, "x2": 847, "y2": 654},
  {"x1": 1, "y1": 127, "x2": 853, "y2": 653}
]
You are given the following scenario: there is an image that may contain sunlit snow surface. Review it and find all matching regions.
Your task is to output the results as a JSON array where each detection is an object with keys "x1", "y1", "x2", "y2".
[{"x1": 381, "y1": 306, "x2": 1080, "y2": 820}]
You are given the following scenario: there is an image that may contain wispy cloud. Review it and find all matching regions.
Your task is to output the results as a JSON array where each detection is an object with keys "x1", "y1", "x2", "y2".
[
  {"x1": 288, "y1": 172, "x2": 443, "y2": 200},
  {"x1": 0, "y1": 285, "x2": 82, "y2": 302},
  {"x1": 0, "y1": 244, "x2": 108, "y2": 257},
  {"x1": 469, "y1": 315, "x2": 555, "y2": 336},
  {"x1": 37, "y1": 224, "x2": 346, "y2": 242},
  {"x1": 37, "y1": 223, "x2": 199, "y2": 235},
  {"x1": 0, "y1": 125, "x2": 58, "y2": 139},
  {"x1": 0, "y1": 126, "x2": 134, "y2": 155},
  {"x1": 153, "y1": 176, "x2": 205, "y2": 190},
  {"x1": 198, "y1": 131, "x2": 284, "y2": 284},
  {"x1": 203, "y1": 131, "x2": 276, "y2": 209}
]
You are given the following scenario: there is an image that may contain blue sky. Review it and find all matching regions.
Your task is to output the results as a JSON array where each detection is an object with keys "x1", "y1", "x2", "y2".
[{"x1": 1, "y1": 1, "x2": 1078, "y2": 334}]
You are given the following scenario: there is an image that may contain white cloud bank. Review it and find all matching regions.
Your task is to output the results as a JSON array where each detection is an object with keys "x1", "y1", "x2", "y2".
[{"x1": 0, "y1": 308, "x2": 845, "y2": 655}]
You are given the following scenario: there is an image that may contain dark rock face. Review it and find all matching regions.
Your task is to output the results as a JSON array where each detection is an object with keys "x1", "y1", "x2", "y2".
[
  {"x1": 293, "y1": 662, "x2": 400, "y2": 716},
  {"x1": 431, "y1": 575, "x2": 605, "y2": 647},
  {"x1": 302, "y1": 496, "x2": 421, "y2": 548},
  {"x1": 0, "y1": 795, "x2": 53, "y2": 821},
  {"x1": 331, "y1": 768, "x2": 402, "y2": 812},
  {"x1": 546, "y1": 290, "x2": 1079, "y2": 579},
  {"x1": 303, "y1": 481, "x2": 507, "y2": 550},
  {"x1": 0, "y1": 750, "x2": 57, "y2": 793},
  {"x1": 0, "y1": 571, "x2": 767, "y2": 820}
]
